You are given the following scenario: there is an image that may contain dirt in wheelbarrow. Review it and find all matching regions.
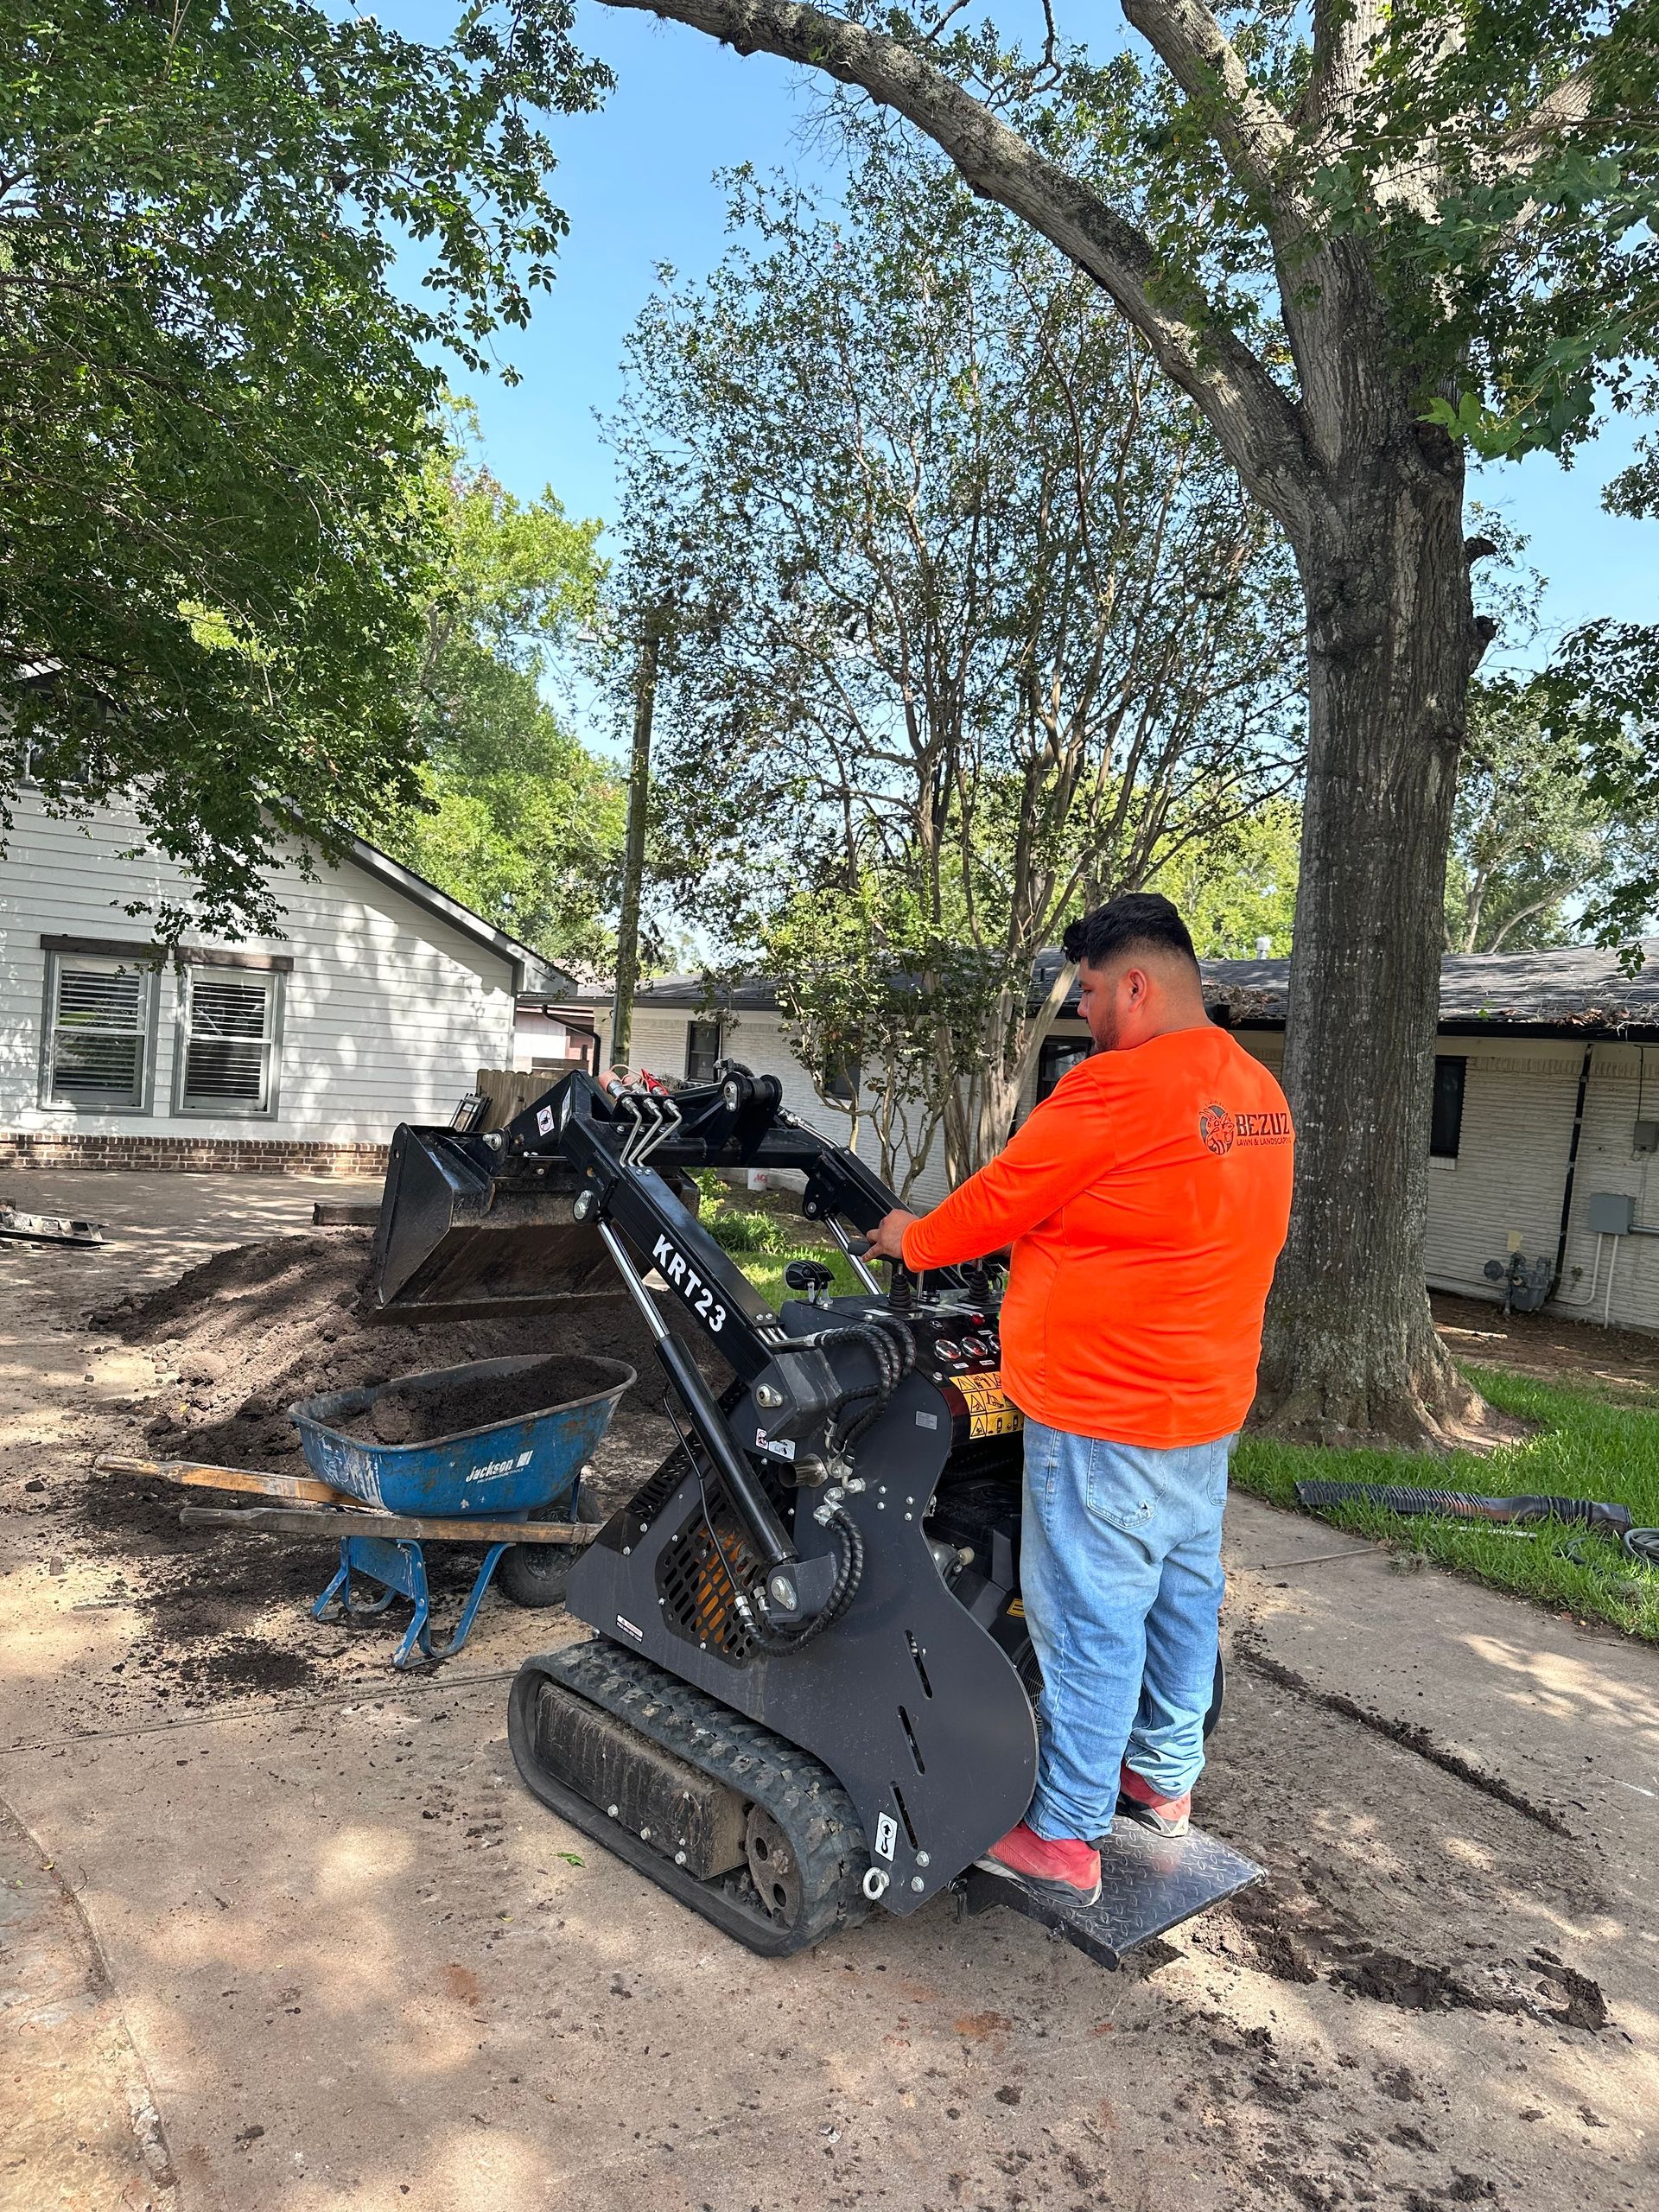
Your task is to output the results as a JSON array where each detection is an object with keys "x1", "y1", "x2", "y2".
[
  {"x1": 335, "y1": 1353, "x2": 630, "y2": 1446},
  {"x1": 88, "y1": 1230, "x2": 702, "y2": 1478},
  {"x1": 67, "y1": 1230, "x2": 705, "y2": 1702}
]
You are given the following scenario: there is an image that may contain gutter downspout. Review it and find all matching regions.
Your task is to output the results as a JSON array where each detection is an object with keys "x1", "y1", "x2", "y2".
[{"x1": 1551, "y1": 1043, "x2": 1595, "y2": 1301}]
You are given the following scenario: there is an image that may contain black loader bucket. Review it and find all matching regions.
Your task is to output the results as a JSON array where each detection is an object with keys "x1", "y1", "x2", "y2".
[{"x1": 370, "y1": 1123, "x2": 610, "y2": 1319}]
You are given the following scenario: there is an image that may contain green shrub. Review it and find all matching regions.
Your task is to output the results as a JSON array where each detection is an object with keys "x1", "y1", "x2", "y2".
[{"x1": 707, "y1": 1206, "x2": 792, "y2": 1255}]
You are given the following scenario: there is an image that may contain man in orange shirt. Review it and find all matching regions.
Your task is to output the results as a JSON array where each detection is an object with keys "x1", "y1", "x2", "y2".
[{"x1": 869, "y1": 894, "x2": 1294, "y2": 1904}]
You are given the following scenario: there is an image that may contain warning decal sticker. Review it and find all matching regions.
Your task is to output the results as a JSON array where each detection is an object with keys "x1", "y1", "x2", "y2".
[{"x1": 953, "y1": 1370, "x2": 1023, "y2": 1440}]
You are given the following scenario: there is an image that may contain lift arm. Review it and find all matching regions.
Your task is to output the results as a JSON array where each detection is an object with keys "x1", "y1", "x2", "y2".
[{"x1": 373, "y1": 1061, "x2": 931, "y2": 1618}]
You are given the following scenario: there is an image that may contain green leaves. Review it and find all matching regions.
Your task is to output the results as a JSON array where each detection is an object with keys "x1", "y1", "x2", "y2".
[
  {"x1": 1534, "y1": 625, "x2": 1659, "y2": 954},
  {"x1": 1299, "y1": 4, "x2": 1659, "y2": 461},
  {"x1": 1, "y1": 1, "x2": 608, "y2": 938},
  {"x1": 372, "y1": 433, "x2": 623, "y2": 968}
]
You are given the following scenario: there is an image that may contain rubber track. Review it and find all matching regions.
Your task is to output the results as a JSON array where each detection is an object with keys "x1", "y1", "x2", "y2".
[{"x1": 509, "y1": 1637, "x2": 872, "y2": 1957}]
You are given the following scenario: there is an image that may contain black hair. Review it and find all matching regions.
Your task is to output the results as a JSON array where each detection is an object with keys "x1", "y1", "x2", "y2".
[{"x1": 1061, "y1": 893, "x2": 1198, "y2": 972}]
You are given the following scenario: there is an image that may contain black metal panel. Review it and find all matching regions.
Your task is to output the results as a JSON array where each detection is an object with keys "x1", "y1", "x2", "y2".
[
  {"x1": 566, "y1": 1364, "x2": 1039, "y2": 1916},
  {"x1": 960, "y1": 1822, "x2": 1262, "y2": 1968}
]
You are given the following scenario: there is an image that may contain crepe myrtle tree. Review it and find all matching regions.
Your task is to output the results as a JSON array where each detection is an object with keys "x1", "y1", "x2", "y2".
[
  {"x1": 1444, "y1": 674, "x2": 1653, "y2": 955},
  {"x1": 1536, "y1": 438, "x2": 1659, "y2": 959},
  {"x1": 571, "y1": 0, "x2": 1659, "y2": 1441},
  {"x1": 617, "y1": 135, "x2": 1300, "y2": 1193}
]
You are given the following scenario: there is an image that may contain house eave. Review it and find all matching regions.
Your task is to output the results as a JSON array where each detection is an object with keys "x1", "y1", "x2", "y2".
[{"x1": 341, "y1": 838, "x2": 571, "y2": 996}]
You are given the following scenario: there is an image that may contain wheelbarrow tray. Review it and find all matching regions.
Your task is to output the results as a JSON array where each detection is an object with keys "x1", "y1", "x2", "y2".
[{"x1": 289, "y1": 1354, "x2": 634, "y2": 1518}]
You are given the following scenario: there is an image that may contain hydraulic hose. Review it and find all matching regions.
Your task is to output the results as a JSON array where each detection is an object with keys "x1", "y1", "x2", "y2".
[
  {"x1": 746, "y1": 1506, "x2": 866, "y2": 1651},
  {"x1": 804, "y1": 1316, "x2": 917, "y2": 1454}
]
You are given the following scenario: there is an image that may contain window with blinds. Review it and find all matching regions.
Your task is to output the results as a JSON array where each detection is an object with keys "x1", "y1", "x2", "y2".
[
  {"x1": 175, "y1": 969, "x2": 283, "y2": 1115},
  {"x1": 684, "y1": 1019, "x2": 722, "y2": 1084},
  {"x1": 44, "y1": 957, "x2": 156, "y2": 1109}
]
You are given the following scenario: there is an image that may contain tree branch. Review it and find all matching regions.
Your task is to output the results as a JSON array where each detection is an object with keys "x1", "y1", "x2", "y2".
[
  {"x1": 594, "y1": 0, "x2": 1315, "y2": 533},
  {"x1": 1497, "y1": 26, "x2": 1648, "y2": 168},
  {"x1": 1121, "y1": 0, "x2": 1300, "y2": 218}
]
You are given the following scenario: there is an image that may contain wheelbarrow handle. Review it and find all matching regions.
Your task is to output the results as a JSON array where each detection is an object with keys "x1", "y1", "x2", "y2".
[
  {"x1": 178, "y1": 1504, "x2": 600, "y2": 1546},
  {"x1": 96, "y1": 1454, "x2": 354, "y2": 1506}
]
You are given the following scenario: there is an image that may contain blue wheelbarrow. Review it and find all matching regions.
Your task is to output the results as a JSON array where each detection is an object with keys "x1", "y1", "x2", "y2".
[{"x1": 276, "y1": 1353, "x2": 634, "y2": 1667}]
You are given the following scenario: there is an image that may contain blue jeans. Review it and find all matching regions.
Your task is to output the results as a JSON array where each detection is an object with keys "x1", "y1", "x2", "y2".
[{"x1": 1019, "y1": 1417, "x2": 1231, "y2": 1841}]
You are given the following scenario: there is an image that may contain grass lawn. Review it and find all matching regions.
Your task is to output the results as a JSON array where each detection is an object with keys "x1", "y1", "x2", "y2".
[
  {"x1": 696, "y1": 1177, "x2": 866, "y2": 1308},
  {"x1": 1234, "y1": 1363, "x2": 1659, "y2": 1643}
]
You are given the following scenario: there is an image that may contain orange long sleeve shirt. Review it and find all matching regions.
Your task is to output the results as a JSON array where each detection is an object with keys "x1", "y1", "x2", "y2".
[{"x1": 901, "y1": 1025, "x2": 1294, "y2": 1446}]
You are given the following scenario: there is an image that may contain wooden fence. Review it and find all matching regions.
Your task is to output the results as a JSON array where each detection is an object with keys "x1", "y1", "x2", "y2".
[{"x1": 472, "y1": 1065, "x2": 578, "y2": 1129}]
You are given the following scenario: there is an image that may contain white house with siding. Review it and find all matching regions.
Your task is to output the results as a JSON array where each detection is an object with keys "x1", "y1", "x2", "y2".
[
  {"x1": 568, "y1": 941, "x2": 1659, "y2": 1334},
  {"x1": 1, "y1": 789, "x2": 567, "y2": 1173}
]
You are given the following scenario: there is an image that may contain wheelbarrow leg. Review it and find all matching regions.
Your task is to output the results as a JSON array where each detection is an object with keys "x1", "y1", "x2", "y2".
[
  {"x1": 383, "y1": 1542, "x2": 432, "y2": 1667},
  {"x1": 315, "y1": 1539, "x2": 400, "y2": 1624},
  {"x1": 415, "y1": 1543, "x2": 512, "y2": 1665},
  {"x1": 315, "y1": 1534, "x2": 512, "y2": 1668}
]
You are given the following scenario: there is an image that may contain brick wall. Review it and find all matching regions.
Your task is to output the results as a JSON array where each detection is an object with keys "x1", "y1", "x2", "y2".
[{"x1": 0, "y1": 1130, "x2": 389, "y2": 1176}]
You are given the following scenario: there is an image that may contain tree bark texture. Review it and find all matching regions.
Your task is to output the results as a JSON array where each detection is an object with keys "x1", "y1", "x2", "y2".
[{"x1": 1255, "y1": 424, "x2": 1484, "y2": 1440}]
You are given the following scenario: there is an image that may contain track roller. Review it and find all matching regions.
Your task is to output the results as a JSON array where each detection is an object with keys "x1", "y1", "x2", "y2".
[{"x1": 508, "y1": 1638, "x2": 871, "y2": 1956}]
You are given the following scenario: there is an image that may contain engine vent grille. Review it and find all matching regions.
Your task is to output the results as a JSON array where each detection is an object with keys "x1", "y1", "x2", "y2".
[
  {"x1": 623, "y1": 1453, "x2": 690, "y2": 1530},
  {"x1": 658, "y1": 1493, "x2": 763, "y2": 1664}
]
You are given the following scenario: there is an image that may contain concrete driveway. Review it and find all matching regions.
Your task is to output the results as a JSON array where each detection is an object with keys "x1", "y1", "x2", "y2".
[{"x1": 2, "y1": 1173, "x2": 1655, "y2": 2211}]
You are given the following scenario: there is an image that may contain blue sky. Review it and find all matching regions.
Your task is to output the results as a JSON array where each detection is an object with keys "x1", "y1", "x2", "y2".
[{"x1": 386, "y1": 3, "x2": 1656, "y2": 678}]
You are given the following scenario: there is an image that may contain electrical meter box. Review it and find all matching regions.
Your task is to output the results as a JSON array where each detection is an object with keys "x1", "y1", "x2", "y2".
[
  {"x1": 1636, "y1": 1120, "x2": 1659, "y2": 1154},
  {"x1": 1585, "y1": 1192, "x2": 1637, "y2": 1236}
]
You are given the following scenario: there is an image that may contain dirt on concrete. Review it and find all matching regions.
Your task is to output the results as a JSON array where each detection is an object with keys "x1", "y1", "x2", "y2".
[
  {"x1": 56, "y1": 1232, "x2": 688, "y2": 1705},
  {"x1": 1, "y1": 1183, "x2": 1655, "y2": 2210},
  {"x1": 1233, "y1": 1630, "x2": 1577, "y2": 1836}
]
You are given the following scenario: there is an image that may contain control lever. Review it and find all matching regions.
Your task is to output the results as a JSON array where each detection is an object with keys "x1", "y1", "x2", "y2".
[
  {"x1": 823, "y1": 1217, "x2": 883, "y2": 1295},
  {"x1": 846, "y1": 1236, "x2": 915, "y2": 1315}
]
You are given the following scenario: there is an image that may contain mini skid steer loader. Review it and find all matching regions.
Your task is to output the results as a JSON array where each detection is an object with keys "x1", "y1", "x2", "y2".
[{"x1": 372, "y1": 1063, "x2": 1260, "y2": 1967}]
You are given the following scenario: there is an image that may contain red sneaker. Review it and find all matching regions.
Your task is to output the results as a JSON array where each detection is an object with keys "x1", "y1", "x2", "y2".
[
  {"x1": 1117, "y1": 1765, "x2": 1192, "y2": 1838},
  {"x1": 976, "y1": 1821, "x2": 1102, "y2": 1905}
]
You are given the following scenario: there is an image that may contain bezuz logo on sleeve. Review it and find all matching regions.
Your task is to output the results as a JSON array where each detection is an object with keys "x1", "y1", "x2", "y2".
[
  {"x1": 1201, "y1": 1101, "x2": 1292, "y2": 1155},
  {"x1": 1199, "y1": 1102, "x2": 1236, "y2": 1155},
  {"x1": 651, "y1": 1234, "x2": 728, "y2": 1332}
]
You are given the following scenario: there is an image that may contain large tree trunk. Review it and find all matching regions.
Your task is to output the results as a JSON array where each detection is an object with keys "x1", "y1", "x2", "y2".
[{"x1": 1255, "y1": 423, "x2": 1485, "y2": 1443}]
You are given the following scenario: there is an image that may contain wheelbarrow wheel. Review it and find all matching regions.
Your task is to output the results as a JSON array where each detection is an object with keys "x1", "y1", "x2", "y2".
[{"x1": 498, "y1": 1479, "x2": 603, "y2": 1610}]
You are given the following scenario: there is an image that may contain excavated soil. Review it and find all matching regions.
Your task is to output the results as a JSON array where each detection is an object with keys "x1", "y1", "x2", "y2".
[
  {"x1": 65, "y1": 1232, "x2": 696, "y2": 1698},
  {"x1": 335, "y1": 1354, "x2": 630, "y2": 1446},
  {"x1": 1433, "y1": 1290, "x2": 1659, "y2": 1402},
  {"x1": 92, "y1": 1230, "x2": 677, "y2": 1443}
]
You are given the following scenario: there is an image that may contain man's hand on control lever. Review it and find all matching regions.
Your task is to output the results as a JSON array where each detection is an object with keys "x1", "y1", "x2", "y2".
[{"x1": 868, "y1": 1208, "x2": 918, "y2": 1262}]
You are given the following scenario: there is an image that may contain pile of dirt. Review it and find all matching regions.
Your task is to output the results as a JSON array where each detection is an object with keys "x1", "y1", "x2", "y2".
[
  {"x1": 89, "y1": 1230, "x2": 688, "y2": 1487},
  {"x1": 68, "y1": 1231, "x2": 692, "y2": 1701},
  {"x1": 338, "y1": 1354, "x2": 629, "y2": 1446}
]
